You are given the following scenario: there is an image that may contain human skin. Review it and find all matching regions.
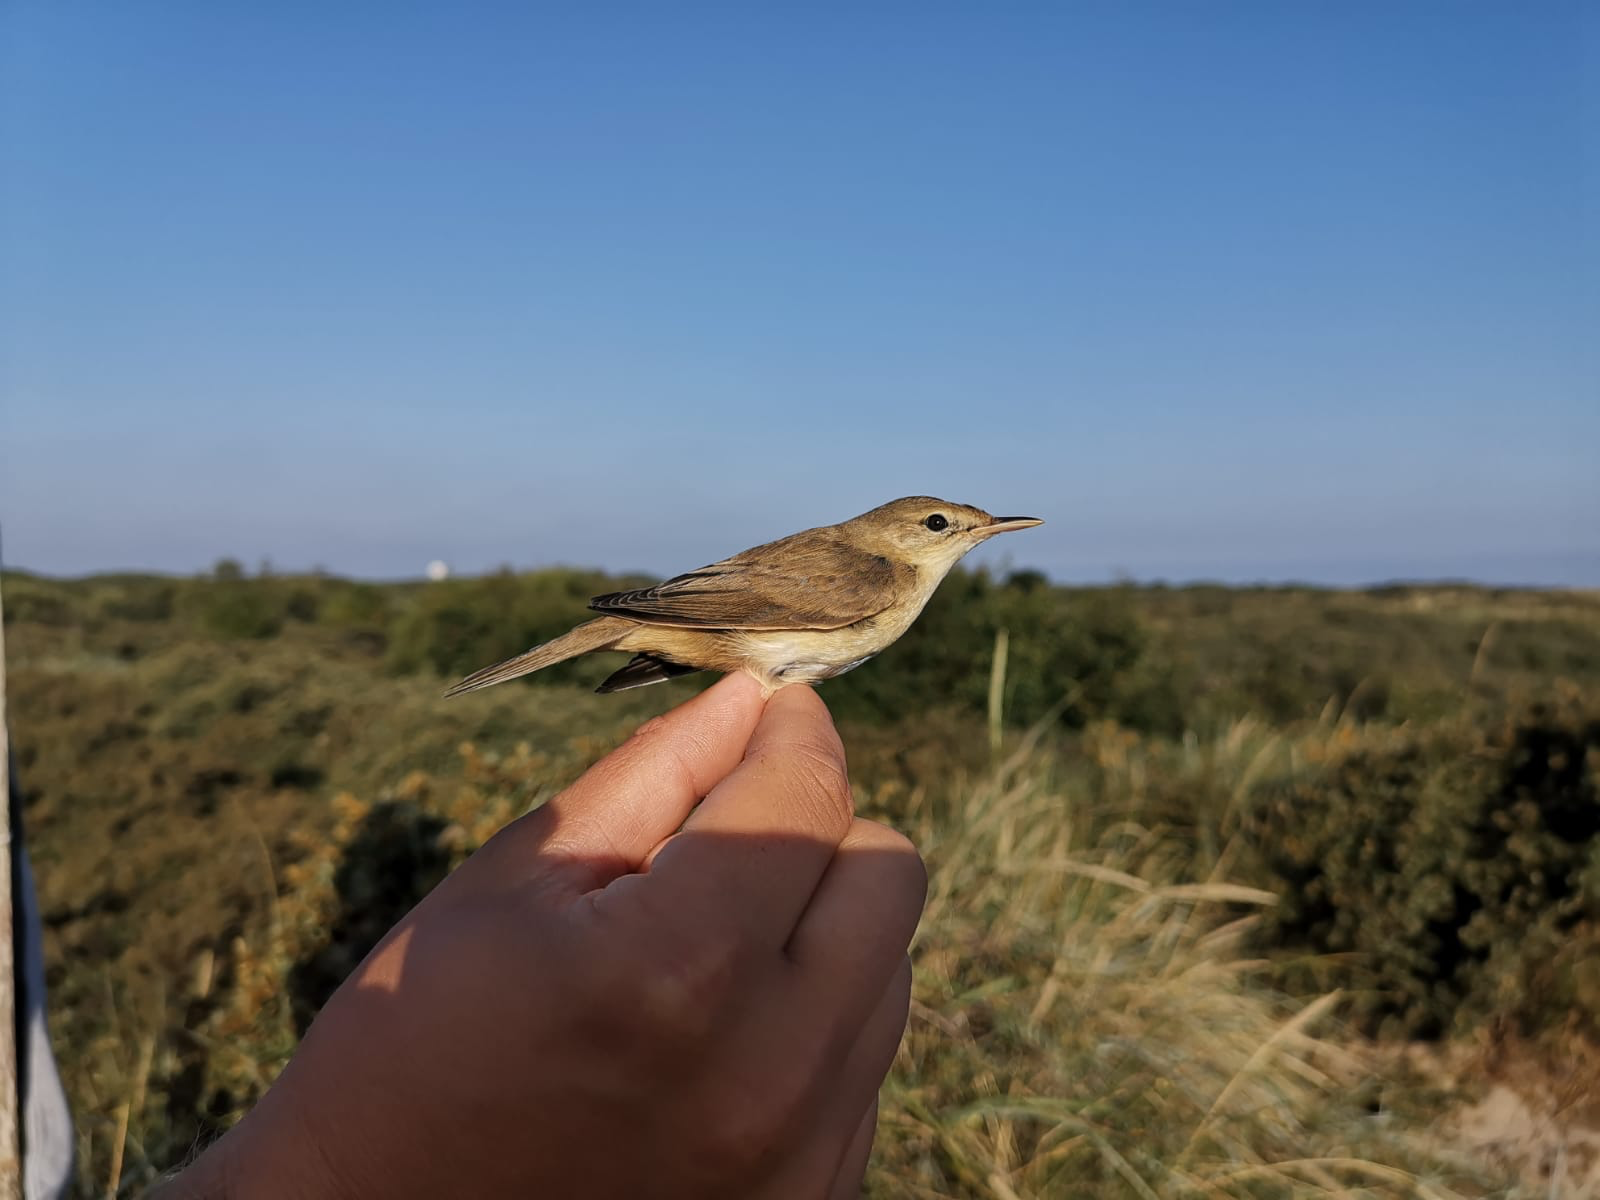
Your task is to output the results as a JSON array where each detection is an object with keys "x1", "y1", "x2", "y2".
[{"x1": 152, "y1": 673, "x2": 927, "y2": 1198}]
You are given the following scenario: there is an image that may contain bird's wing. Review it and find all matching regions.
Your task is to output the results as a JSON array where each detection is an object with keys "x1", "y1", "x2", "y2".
[{"x1": 589, "y1": 534, "x2": 913, "y2": 630}]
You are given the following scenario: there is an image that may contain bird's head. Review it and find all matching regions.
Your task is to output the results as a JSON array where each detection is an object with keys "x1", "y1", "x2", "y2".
[{"x1": 841, "y1": 496, "x2": 1043, "y2": 575}]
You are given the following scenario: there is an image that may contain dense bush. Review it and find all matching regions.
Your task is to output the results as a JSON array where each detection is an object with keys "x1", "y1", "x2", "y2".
[
  {"x1": 1244, "y1": 687, "x2": 1600, "y2": 1038},
  {"x1": 821, "y1": 570, "x2": 1180, "y2": 730},
  {"x1": 89, "y1": 574, "x2": 179, "y2": 622},
  {"x1": 317, "y1": 580, "x2": 391, "y2": 630},
  {"x1": 198, "y1": 580, "x2": 284, "y2": 639},
  {"x1": 380, "y1": 567, "x2": 639, "y2": 683},
  {"x1": 0, "y1": 573, "x2": 81, "y2": 627},
  {"x1": 179, "y1": 562, "x2": 293, "y2": 640}
]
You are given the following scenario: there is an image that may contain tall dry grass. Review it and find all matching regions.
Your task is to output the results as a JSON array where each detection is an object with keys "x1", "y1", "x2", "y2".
[{"x1": 862, "y1": 718, "x2": 1492, "y2": 1198}]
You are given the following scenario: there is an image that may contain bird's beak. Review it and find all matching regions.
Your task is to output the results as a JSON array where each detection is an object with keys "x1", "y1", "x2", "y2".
[{"x1": 975, "y1": 516, "x2": 1044, "y2": 538}]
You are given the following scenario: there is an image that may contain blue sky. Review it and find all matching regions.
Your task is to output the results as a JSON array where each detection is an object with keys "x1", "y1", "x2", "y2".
[{"x1": 2, "y1": 3, "x2": 1594, "y2": 585}]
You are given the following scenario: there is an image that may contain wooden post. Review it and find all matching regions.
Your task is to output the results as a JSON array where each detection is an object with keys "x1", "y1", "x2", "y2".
[{"x1": 0, "y1": 562, "x2": 22, "y2": 1198}]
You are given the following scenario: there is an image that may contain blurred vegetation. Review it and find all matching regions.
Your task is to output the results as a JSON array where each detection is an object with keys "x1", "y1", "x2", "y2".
[
  {"x1": 3, "y1": 564, "x2": 1598, "y2": 1195},
  {"x1": 864, "y1": 732, "x2": 1493, "y2": 1198},
  {"x1": 1242, "y1": 686, "x2": 1600, "y2": 1041}
]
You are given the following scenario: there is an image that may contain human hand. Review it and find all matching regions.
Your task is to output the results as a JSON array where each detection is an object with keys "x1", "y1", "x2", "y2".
[{"x1": 156, "y1": 673, "x2": 926, "y2": 1198}]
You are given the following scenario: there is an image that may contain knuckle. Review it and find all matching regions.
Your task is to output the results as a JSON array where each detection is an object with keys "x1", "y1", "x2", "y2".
[
  {"x1": 851, "y1": 821, "x2": 929, "y2": 909},
  {"x1": 622, "y1": 927, "x2": 736, "y2": 1047},
  {"x1": 883, "y1": 831, "x2": 929, "y2": 907}
]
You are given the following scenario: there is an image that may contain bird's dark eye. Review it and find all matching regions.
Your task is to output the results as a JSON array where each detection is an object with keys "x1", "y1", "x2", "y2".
[{"x1": 924, "y1": 514, "x2": 949, "y2": 532}]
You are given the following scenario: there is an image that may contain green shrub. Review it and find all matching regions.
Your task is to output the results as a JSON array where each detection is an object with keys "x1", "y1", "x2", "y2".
[
  {"x1": 826, "y1": 571, "x2": 1157, "y2": 729},
  {"x1": 0, "y1": 572, "x2": 81, "y2": 626},
  {"x1": 1244, "y1": 688, "x2": 1600, "y2": 1038},
  {"x1": 283, "y1": 585, "x2": 320, "y2": 623},
  {"x1": 318, "y1": 581, "x2": 391, "y2": 629},
  {"x1": 89, "y1": 575, "x2": 179, "y2": 622},
  {"x1": 382, "y1": 568, "x2": 632, "y2": 682},
  {"x1": 199, "y1": 581, "x2": 284, "y2": 639}
]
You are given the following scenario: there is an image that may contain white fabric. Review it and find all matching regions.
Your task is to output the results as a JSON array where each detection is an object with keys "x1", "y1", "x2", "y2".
[{"x1": 9, "y1": 754, "x2": 74, "y2": 1199}]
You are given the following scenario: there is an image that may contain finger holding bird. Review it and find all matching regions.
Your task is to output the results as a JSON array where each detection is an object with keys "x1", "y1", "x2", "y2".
[{"x1": 444, "y1": 497, "x2": 1043, "y2": 699}]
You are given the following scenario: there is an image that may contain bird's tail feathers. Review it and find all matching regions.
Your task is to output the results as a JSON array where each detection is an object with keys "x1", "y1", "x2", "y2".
[{"x1": 443, "y1": 617, "x2": 629, "y2": 697}]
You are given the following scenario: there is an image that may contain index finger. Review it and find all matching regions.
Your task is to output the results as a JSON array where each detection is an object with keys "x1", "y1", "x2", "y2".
[
  {"x1": 642, "y1": 684, "x2": 855, "y2": 947},
  {"x1": 498, "y1": 671, "x2": 768, "y2": 881}
]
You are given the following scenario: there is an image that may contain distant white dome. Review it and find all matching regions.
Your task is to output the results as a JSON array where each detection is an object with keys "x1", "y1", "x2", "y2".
[{"x1": 425, "y1": 560, "x2": 451, "y2": 582}]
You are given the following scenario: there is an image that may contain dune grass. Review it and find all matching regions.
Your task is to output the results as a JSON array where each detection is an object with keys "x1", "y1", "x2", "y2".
[
  {"x1": 10, "y1": 573, "x2": 1593, "y2": 1194},
  {"x1": 864, "y1": 726, "x2": 1490, "y2": 1197}
]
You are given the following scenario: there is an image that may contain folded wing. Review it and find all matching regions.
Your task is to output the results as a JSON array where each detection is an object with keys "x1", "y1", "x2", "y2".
[{"x1": 589, "y1": 535, "x2": 912, "y2": 630}]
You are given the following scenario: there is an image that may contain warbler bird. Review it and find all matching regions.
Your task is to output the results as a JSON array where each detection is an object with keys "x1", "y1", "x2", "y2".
[{"x1": 444, "y1": 496, "x2": 1043, "y2": 698}]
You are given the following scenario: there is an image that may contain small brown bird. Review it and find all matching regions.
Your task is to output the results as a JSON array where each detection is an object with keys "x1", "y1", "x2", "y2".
[{"x1": 444, "y1": 496, "x2": 1043, "y2": 698}]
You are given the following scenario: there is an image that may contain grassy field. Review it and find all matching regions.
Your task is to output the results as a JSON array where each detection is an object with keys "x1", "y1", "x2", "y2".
[{"x1": 4, "y1": 567, "x2": 1599, "y2": 1196}]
